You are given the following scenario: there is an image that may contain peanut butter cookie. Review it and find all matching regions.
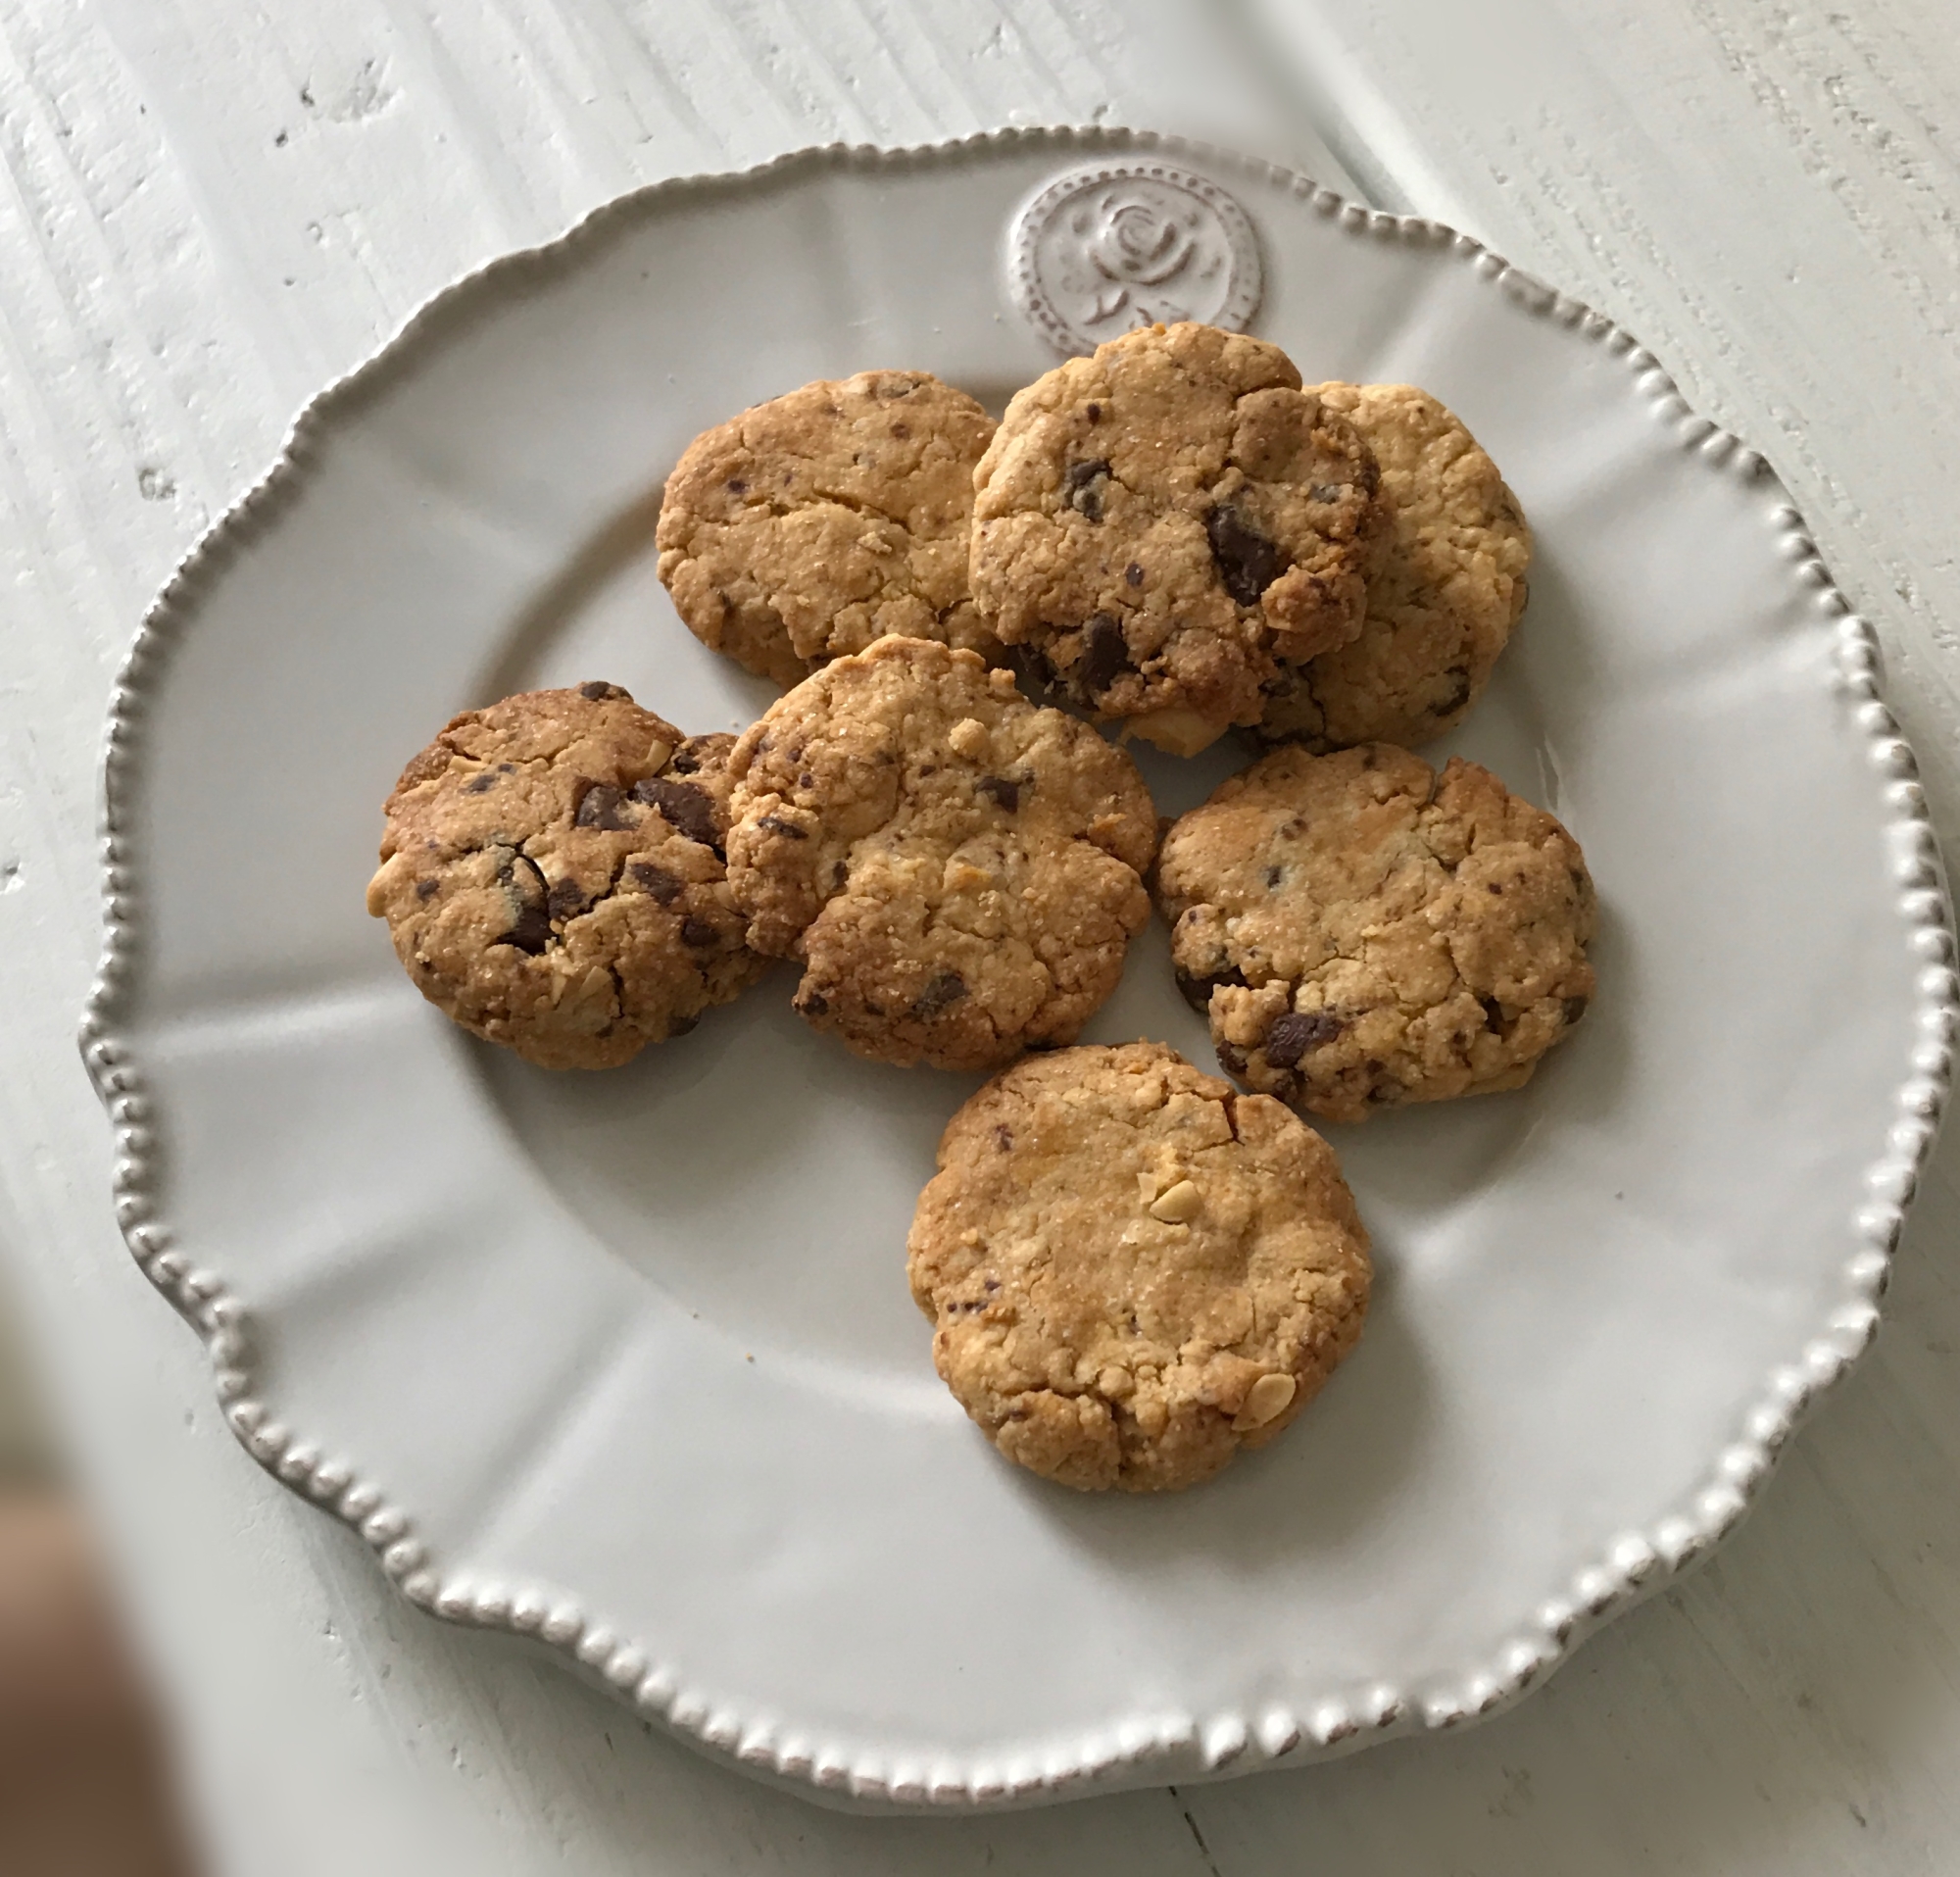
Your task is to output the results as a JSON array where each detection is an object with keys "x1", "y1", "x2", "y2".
[
  {"x1": 367, "y1": 683, "x2": 765, "y2": 1069},
  {"x1": 657, "y1": 369, "x2": 998, "y2": 686},
  {"x1": 1156, "y1": 744, "x2": 1594, "y2": 1121},
  {"x1": 969, "y1": 321, "x2": 1388, "y2": 755},
  {"x1": 908, "y1": 1042, "x2": 1372, "y2": 1491},
  {"x1": 725, "y1": 635, "x2": 1155, "y2": 1070}
]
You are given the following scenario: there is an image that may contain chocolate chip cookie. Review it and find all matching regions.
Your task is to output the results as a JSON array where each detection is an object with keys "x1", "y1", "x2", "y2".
[
  {"x1": 907, "y1": 1041, "x2": 1371, "y2": 1492},
  {"x1": 656, "y1": 369, "x2": 999, "y2": 686},
  {"x1": 725, "y1": 635, "x2": 1155, "y2": 1070},
  {"x1": 1156, "y1": 744, "x2": 1594, "y2": 1122},
  {"x1": 1257, "y1": 384, "x2": 1531, "y2": 750},
  {"x1": 969, "y1": 321, "x2": 1388, "y2": 756},
  {"x1": 367, "y1": 683, "x2": 766, "y2": 1069}
]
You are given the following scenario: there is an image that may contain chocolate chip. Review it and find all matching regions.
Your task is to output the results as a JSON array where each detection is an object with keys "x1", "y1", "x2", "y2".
[
  {"x1": 1264, "y1": 864, "x2": 1284, "y2": 888},
  {"x1": 579, "y1": 679, "x2": 624, "y2": 701},
  {"x1": 725, "y1": 478, "x2": 747, "y2": 495},
  {"x1": 1487, "y1": 882, "x2": 1505, "y2": 896},
  {"x1": 1062, "y1": 458, "x2": 1110, "y2": 521},
  {"x1": 800, "y1": 990, "x2": 829, "y2": 1016},
  {"x1": 415, "y1": 878, "x2": 439, "y2": 902},
  {"x1": 799, "y1": 771, "x2": 815, "y2": 789},
  {"x1": 756, "y1": 814, "x2": 808, "y2": 841},
  {"x1": 1264, "y1": 1010, "x2": 1344, "y2": 1068},
  {"x1": 993, "y1": 1124, "x2": 1013, "y2": 1153},
  {"x1": 977, "y1": 775, "x2": 1020, "y2": 812},
  {"x1": 668, "y1": 1012, "x2": 701, "y2": 1037},
  {"x1": 668, "y1": 746, "x2": 702, "y2": 774},
  {"x1": 631, "y1": 777, "x2": 718, "y2": 846},
  {"x1": 1562, "y1": 995, "x2": 1591, "y2": 1025},
  {"x1": 911, "y1": 969, "x2": 967, "y2": 1018},
  {"x1": 1205, "y1": 503, "x2": 1288, "y2": 605},
  {"x1": 891, "y1": 421, "x2": 909, "y2": 439},
  {"x1": 628, "y1": 862, "x2": 683, "y2": 904},
  {"x1": 1124, "y1": 562, "x2": 1144, "y2": 587},
  {"x1": 1085, "y1": 402, "x2": 1102, "y2": 422},
  {"x1": 1078, "y1": 613, "x2": 1131, "y2": 693},
  {"x1": 1175, "y1": 965, "x2": 1246, "y2": 1013},
  {"x1": 831, "y1": 861, "x2": 849, "y2": 888},
  {"x1": 497, "y1": 855, "x2": 553, "y2": 956},
  {"x1": 680, "y1": 915, "x2": 720, "y2": 948},
  {"x1": 499, "y1": 762, "x2": 515, "y2": 772},
  {"x1": 546, "y1": 878, "x2": 588, "y2": 922},
  {"x1": 465, "y1": 771, "x2": 497, "y2": 794},
  {"x1": 574, "y1": 781, "x2": 636, "y2": 830}
]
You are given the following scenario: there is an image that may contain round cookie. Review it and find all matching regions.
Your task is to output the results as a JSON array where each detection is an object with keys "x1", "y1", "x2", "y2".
[
  {"x1": 907, "y1": 1042, "x2": 1372, "y2": 1492},
  {"x1": 725, "y1": 635, "x2": 1155, "y2": 1071},
  {"x1": 969, "y1": 321, "x2": 1388, "y2": 756},
  {"x1": 656, "y1": 369, "x2": 999, "y2": 686},
  {"x1": 367, "y1": 682, "x2": 766, "y2": 1069},
  {"x1": 1257, "y1": 384, "x2": 1531, "y2": 750},
  {"x1": 1156, "y1": 744, "x2": 1594, "y2": 1122}
]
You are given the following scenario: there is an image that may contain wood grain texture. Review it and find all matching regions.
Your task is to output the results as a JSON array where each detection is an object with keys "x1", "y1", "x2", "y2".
[{"x1": 0, "y1": 0, "x2": 1953, "y2": 1871}]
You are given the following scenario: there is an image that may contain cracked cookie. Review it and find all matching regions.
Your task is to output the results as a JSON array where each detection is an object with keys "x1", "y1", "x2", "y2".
[
  {"x1": 1156, "y1": 744, "x2": 1594, "y2": 1122},
  {"x1": 367, "y1": 682, "x2": 766, "y2": 1069},
  {"x1": 968, "y1": 321, "x2": 1388, "y2": 756},
  {"x1": 1257, "y1": 384, "x2": 1531, "y2": 750},
  {"x1": 656, "y1": 369, "x2": 999, "y2": 686},
  {"x1": 724, "y1": 635, "x2": 1155, "y2": 1070},
  {"x1": 907, "y1": 1041, "x2": 1371, "y2": 1492}
]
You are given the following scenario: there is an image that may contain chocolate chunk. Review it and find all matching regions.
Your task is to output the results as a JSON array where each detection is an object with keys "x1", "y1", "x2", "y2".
[
  {"x1": 573, "y1": 781, "x2": 636, "y2": 831},
  {"x1": 497, "y1": 855, "x2": 553, "y2": 956},
  {"x1": 628, "y1": 862, "x2": 683, "y2": 904},
  {"x1": 800, "y1": 990, "x2": 830, "y2": 1016},
  {"x1": 1264, "y1": 1010, "x2": 1344, "y2": 1068},
  {"x1": 1062, "y1": 458, "x2": 1110, "y2": 522},
  {"x1": 1124, "y1": 562, "x2": 1144, "y2": 587},
  {"x1": 756, "y1": 814, "x2": 808, "y2": 841},
  {"x1": 680, "y1": 915, "x2": 720, "y2": 948},
  {"x1": 546, "y1": 877, "x2": 588, "y2": 922},
  {"x1": 1078, "y1": 613, "x2": 1131, "y2": 694},
  {"x1": 631, "y1": 777, "x2": 719, "y2": 847},
  {"x1": 911, "y1": 969, "x2": 967, "y2": 1019},
  {"x1": 1562, "y1": 995, "x2": 1591, "y2": 1026},
  {"x1": 465, "y1": 771, "x2": 497, "y2": 794},
  {"x1": 1175, "y1": 965, "x2": 1247, "y2": 1014},
  {"x1": 976, "y1": 775, "x2": 1020, "y2": 812},
  {"x1": 415, "y1": 878, "x2": 439, "y2": 902},
  {"x1": 993, "y1": 1124, "x2": 1013, "y2": 1153},
  {"x1": 668, "y1": 746, "x2": 702, "y2": 774},
  {"x1": 1205, "y1": 503, "x2": 1288, "y2": 605},
  {"x1": 578, "y1": 679, "x2": 623, "y2": 702}
]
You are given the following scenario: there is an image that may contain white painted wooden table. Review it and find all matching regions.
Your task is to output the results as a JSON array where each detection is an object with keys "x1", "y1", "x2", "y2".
[{"x1": 1, "y1": 3, "x2": 1954, "y2": 1870}]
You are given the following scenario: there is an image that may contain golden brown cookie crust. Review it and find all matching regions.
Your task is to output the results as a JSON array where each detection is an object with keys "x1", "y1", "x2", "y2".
[
  {"x1": 656, "y1": 369, "x2": 999, "y2": 686},
  {"x1": 1257, "y1": 384, "x2": 1531, "y2": 751},
  {"x1": 366, "y1": 683, "x2": 766, "y2": 1069},
  {"x1": 724, "y1": 635, "x2": 1156, "y2": 1071},
  {"x1": 969, "y1": 321, "x2": 1387, "y2": 756},
  {"x1": 1156, "y1": 744, "x2": 1594, "y2": 1122},
  {"x1": 907, "y1": 1042, "x2": 1372, "y2": 1492}
]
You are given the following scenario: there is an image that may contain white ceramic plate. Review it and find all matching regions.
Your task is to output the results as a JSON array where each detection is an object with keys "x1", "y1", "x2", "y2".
[{"x1": 82, "y1": 128, "x2": 1954, "y2": 1811}]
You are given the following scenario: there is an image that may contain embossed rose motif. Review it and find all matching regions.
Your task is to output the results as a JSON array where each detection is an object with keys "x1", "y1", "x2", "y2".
[{"x1": 1091, "y1": 195, "x2": 1197, "y2": 288}]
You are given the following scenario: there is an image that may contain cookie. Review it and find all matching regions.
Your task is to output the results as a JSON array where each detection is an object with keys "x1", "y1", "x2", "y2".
[
  {"x1": 1257, "y1": 384, "x2": 1531, "y2": 750},
  {"x1": 1156, "y1": 744, "x2": 1594, "y2": 1122},
  {"x1": 725, "y1": 635, "x2": 1155, "y2": 1070},
  {"x1": 367, "y1": 682, "x2": 766, "y2": 1069},
  {"x1": 907, "y1": 1042, "x2": 1371, "y2": 1492},
  {"x1": 656, "y1": 369, "x2": 999, "y2": 686},
  {"x1": 968, "y1": 321, "x2": 1388, "y2": 756}
]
